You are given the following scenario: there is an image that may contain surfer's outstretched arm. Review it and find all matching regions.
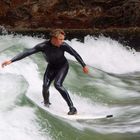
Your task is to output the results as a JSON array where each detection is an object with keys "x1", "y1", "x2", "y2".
[
  {"x1": 1, "y1": 42, "x2": 45, "y2": 68},
  {"x1": 1, "y1": 47, "x2": 38, "y2": 68},
  {"x1": 62, "y1": 42, "x2": 89, "y2": 74}
]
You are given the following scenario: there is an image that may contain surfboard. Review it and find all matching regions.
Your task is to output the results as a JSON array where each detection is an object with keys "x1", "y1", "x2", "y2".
[
  {"x1": 27, "y1": 88, "x2": 113, "y2": 121},
  {"x1": 32, "y1": 100, "x2": 113, "y2": 121}
]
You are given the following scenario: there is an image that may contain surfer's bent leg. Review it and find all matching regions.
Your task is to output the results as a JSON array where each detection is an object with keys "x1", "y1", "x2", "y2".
[
  {"x1": 54, "y1": 62, "x2": 77, "y2": 115},
  {"x1": 43, "y1": 65, "x2": 55, "y2": 106}
]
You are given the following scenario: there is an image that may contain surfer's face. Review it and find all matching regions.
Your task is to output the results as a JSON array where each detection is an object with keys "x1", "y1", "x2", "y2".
[{"x1": 51, "y1": 34, "x2": 65, "y2": 47}]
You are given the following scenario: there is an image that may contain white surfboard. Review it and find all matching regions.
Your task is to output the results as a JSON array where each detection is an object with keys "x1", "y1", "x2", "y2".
[
  {"x1": 27, "y1": 88, "x2": 113, "y2": 121},
  {"x1": 31, "y1": 100, "x2": 113, "y2": 121}
]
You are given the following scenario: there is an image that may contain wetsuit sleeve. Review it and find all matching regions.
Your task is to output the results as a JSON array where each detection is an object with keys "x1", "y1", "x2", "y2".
[
  {"x1": 11, "y1": 43, "x2": 44, "y2": 62},
  {"x1": 63, "y1": 42, "x2": 86, "y2": 67}
]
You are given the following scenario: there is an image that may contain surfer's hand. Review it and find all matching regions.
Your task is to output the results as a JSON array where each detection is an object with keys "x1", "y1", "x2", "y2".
[
  {"x1": 1, "y1": 60, "x2": 12, "y2": 68},
  {"x1": 83, "y1": 66, "x2": 89, "y2": 74}
]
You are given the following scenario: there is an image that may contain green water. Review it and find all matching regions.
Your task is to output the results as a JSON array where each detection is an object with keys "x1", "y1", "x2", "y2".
[{"x1": 0, "y1": 35, "x2": 140, "y2": 140}]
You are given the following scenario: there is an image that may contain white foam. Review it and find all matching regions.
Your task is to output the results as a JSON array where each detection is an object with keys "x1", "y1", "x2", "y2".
[
  {"x1": 0, "y1": 107, "x2": 49, "y2": 140},
  {"x1": 0, "y1": 55, "x2": 51, "y2": 140},
  {"x1": 66, "y1": 36, "x2": 140, "y2": 74},
  {"x1": 1, "y1": 34, "x2": 140, "y2": 134}
]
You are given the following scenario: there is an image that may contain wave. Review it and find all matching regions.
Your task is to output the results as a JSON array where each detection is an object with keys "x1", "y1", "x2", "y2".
[{"x1": 0, "y1": 33, "x2": 140, "y2": 138}]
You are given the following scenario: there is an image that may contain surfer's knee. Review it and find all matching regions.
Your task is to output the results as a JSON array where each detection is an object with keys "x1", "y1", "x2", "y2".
[{"x1": 54, "y1": 81, "x2": 62, "y2": 90}]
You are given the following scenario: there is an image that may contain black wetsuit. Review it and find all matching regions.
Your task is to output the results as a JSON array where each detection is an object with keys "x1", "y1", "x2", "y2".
[{"x1": 11, "y1": 40, "x2": 86, "y2": 108}]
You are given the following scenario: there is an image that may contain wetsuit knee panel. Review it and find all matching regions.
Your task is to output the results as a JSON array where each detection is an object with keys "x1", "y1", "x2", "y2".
[{"x1": 54, "y1": 81, "x2": 62, "y2": 89}]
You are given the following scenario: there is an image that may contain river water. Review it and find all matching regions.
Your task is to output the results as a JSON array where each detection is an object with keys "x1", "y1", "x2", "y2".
[{"x1": 0, "y1": 34, "x2": 140, "y2": 140}]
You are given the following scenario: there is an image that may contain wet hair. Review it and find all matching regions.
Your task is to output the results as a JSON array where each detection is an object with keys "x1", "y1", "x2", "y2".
[{"x1": 50, "y1": 29, "x2": 65, "y2": 38}]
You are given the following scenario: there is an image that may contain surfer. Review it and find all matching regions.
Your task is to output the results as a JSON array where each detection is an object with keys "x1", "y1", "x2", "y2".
[{"x1": 1, "y1": 29, "x2": 89, "y2": 115}]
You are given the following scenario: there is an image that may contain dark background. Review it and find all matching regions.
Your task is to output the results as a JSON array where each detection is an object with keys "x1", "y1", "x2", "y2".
[{"x1": 0, "y1": 0, "x2": 140, "y2": 50}]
